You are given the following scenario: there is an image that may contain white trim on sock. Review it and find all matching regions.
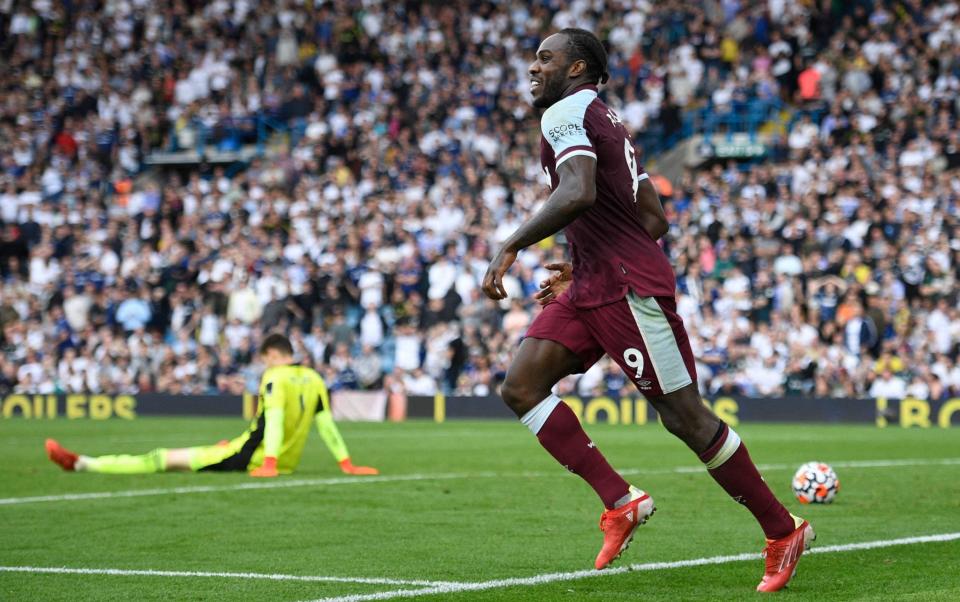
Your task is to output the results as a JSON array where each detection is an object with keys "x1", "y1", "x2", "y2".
[
  {"x1": 520, "y1": 394, "x2": 563, "y2": 435},
  {"x1": 75, "y1": 456, "x2": 92, "y2": 472},
  {"x1": 704, "y1": 427, "x2": 741, "y2": 470},
  {"x1": 613, "y1": 485, "x2": 647, "y2": 508}
]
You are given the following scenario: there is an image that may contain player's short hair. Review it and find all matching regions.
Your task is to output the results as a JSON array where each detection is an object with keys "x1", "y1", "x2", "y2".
[
  {"x1": 559, "y1": 28, "x2": 609, "y2": 85},
  {"x1": 260, "y1": 333, "x2": 294, "y2": 356}
]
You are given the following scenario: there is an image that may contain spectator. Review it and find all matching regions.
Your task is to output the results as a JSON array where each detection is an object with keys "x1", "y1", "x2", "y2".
[
  {"x1": 403, "y1": 368, "x2": 438, "y2": 397},
  {"x1": 0, "y1": 0, "x2": 958, "y2": 403},
  {"x1": 115, "y1": 288, "x2": 152, "y2": 332},
  {"x1": 353, "y1": 344, "x2": 384, "y2": 390},
  {"x1": 869, "y1": 370, "x2": 908, "y2": 400}
]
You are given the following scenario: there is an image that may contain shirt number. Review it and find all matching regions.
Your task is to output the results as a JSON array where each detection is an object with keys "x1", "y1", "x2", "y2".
[
  {"x1": 624, "y1": 139, "x2": 640, "y2": 197},
  {"x1": 623, "y1": 347, "x2": 645, "y2": 379}
]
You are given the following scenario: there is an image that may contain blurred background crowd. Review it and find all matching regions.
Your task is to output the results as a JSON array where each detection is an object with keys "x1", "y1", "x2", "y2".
[{"x1": 1, "y1": 0, "x2": 959, "y2": 402}]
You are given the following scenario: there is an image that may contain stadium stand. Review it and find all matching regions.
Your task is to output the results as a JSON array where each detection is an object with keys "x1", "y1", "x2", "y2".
[{"x1": 1, "y1": 0, "x2": 959, "y2": 402}]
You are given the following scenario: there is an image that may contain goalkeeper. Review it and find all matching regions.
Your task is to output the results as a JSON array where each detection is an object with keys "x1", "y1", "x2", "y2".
[{"x1": 45, "y1": 333, "x2": 378, "y2": 477}]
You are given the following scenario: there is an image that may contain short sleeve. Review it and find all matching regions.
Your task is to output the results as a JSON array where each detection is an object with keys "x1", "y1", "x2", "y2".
[{"x1": 540, "y1": 93, "x2": 597, "y2": 167}]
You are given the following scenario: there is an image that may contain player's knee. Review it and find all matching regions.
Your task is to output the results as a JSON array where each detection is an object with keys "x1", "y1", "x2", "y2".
[
  {"x1": 659, "y1": 411, "x2": 693, "y2": 440},
  {"x1": 654, "y1": 387, "x2": 718, "y2": 444},
  {"x1": 661, "y1": 405, "x2": 720, "y2": 448},
  {"x1": 499, "y1": 377, "x2": 541, "y2": 415}
]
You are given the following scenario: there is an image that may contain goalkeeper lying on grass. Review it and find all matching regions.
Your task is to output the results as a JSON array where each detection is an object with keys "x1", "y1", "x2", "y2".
[{"x1": 45, "y1": 333, "x2": 378, "y2": 478}]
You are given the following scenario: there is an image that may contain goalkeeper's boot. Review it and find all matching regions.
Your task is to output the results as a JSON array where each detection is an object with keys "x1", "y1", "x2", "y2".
[
  {"x1": 594, "y1": 486, "x2": 655, "y2": 569},
  {"x1": 45, "y1": 439, "x2": 79, "y2": 471},
  {"x1": 756, "y1": 514, "x2": 815, "y2": 592}
]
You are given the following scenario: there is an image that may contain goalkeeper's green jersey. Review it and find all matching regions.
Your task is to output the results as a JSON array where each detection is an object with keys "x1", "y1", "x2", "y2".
[{"x1": 219, "y1": 364, "x2": 348, "y2": 473}]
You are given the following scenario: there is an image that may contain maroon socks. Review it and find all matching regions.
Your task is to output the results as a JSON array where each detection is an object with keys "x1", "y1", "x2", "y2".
[
  {"x1": 520, "y1": 395, "x2": 794, "y2": 537},
  {"x1": 699, "y1": 423, "x2": 795, "y2": 540},
  {"x1": 521, "y1": 395, "x2": 630, "y2": 509}
]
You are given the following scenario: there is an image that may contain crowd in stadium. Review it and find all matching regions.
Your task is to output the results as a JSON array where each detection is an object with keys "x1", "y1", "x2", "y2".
[{"x1": 1, "y1": 0, "x2": 960, "y2": 402}]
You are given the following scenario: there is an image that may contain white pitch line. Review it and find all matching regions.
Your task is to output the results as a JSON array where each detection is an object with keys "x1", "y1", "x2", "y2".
[
  {"x1": 309, "y1": 532, "x2": 960, "y2": 602},
  {"x1": 622, "y1": 457, "x2": 960, "y2": 476},
  {"x1": 0, "y1": 566, "x2": 461, "y2": 587},
  {"x1": 827, "y1": 458, "x2": 960, "y2": 468},
  {"x1": 0, "y1": 472, "x2": 488, "y2": 506},
  {"x1": 3, "y1": 457, "x2": 959, "y2": 507}
]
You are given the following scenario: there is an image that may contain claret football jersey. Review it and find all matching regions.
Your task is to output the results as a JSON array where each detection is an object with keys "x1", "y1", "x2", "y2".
[{"x1": 539, "y1": 84, "x2": 676, "y2": 308}]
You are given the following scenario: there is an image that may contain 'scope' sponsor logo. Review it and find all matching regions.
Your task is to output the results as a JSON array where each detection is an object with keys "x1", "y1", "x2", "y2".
[{"x1": 548, "y1": 122, "x2": 583, "y2": 143}]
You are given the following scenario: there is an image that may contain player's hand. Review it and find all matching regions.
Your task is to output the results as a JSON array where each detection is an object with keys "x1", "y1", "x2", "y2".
[
  {"x1": 339, "y1": 458, "x2": 379, "y2": 475},
  {"x1": 481, "y1": 248, "x2": 517, "y2": 300},
  {"x1": 534, "y1": 262, "x2": 573, "y2": 305},
  {"x1": 249, "y1": 456, "x2": 279, "y2": 478}
]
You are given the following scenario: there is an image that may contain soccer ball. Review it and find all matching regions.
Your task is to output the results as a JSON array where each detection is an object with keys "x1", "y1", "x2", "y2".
[{"x1": 792, "y1": 462, "x2": 839, "y2": 504}]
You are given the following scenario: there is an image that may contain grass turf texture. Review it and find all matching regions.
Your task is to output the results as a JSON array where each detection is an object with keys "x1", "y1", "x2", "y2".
[{"x1": 1, "y1": 418, "x2": 958, "y2": 601}]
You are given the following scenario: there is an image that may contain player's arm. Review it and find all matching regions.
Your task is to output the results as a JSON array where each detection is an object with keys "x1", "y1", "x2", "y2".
[
  {"x1": 635, "y1": 177, "x2": 668, "y2": 240},
  {"x1": 482, "y1": 156, "x2": 596, "y2": 300},
  {"x1": 250, "y1": 379, "x2": 284, "y2": 477},
  {"x1": 314, "y1": 379, "x2": 379, "y2": 475}
]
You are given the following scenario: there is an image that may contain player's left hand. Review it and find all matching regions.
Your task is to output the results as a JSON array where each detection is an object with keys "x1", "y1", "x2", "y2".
[
  {"x1": 339, "y1": 458, "x2": 379, "y2": 475},
  {"x1": 250, "y1": 456, "x2": 279, "y2": 478},
  {"x1": 534, "y1": 262, "x2": 573, "y2": 305},
  {"x1": 482, "y1": 248, "x2": 517, "y2": 300}
]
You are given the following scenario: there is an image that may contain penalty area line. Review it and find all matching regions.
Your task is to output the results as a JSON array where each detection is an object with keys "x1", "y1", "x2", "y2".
[
  {"x1": 308, "y1": 532, "x2": 960, "y2": 602},
  {"x1": 0, "y1": 566, "x2": 463, "y2": 588}
]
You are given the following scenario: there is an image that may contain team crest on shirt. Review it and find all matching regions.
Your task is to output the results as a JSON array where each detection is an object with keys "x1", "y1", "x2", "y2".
[
  {"x1": 547, "y1": 122, "x2": 584, "y2": 143},
  {"x1": 635, "y1": 380, "x2": 652, "y2": 389}
]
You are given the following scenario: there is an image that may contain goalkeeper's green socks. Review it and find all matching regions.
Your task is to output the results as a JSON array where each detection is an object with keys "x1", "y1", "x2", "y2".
[{"x1": 76, "y1": 449, "x2": 168, "y2": 474}]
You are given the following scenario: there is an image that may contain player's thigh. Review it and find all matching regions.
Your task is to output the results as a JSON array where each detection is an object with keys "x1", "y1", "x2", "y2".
[
  {"x1": 584, "y1": 293, "x2": 697, "y2": 398},
  {"x1": 503, "y1": 337, "x2": 584, "y2": 401},
  {"x1": 176, "y1": 442, "x2": 245, "y2": 472},
  {"x1": 502, "y1": 301, "x2": 601, "y2": 414}
]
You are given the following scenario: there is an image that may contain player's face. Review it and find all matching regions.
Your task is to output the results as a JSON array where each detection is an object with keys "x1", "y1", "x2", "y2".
[{"x1": 529, "y1": 34, "x2": 574, "y2": 108}]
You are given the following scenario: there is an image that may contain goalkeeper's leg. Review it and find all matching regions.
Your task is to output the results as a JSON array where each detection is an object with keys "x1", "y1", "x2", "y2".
[
  {"x1": 45, "y1": 439, "x2": 234, "y2": 473},
  {"x1": 77, "y1": 448, "x2": 170, "y2": 473},
  {"x1": 45, "y1": 438, "x2": 170, "y2": 474}
]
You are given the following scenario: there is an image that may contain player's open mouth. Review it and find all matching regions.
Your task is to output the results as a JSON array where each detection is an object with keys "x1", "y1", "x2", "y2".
[{"x1": 530, "y1": 79, "x2": 541, "y2": 92}]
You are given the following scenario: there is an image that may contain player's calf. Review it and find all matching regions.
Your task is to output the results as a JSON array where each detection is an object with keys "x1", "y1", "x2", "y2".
[
  {"x1": 522, "y1": 393, "x2": 632, "y2": 509},
  {"x1": 650, "y1": 388, "x2": 796, "y2": 541},
  {"x1": 698, "y1": 422, "x2": 795, "y2": 540}
]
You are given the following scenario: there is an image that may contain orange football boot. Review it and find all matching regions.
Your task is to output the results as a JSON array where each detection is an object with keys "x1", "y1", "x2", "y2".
[
  {"x1": 45, "y1": 439, "x2": 78, "y2": 471},
  {"x1": 757, "y1": 515, "x2": 815, "y2": 592},
  {"x1": 595, "y1": 487, "x2": 655, "y2": 569}
]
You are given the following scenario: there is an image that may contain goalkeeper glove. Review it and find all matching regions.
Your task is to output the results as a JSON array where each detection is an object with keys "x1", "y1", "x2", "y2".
[{"x1": 339, "y1": 458, "x2": 379, "y2": 475}]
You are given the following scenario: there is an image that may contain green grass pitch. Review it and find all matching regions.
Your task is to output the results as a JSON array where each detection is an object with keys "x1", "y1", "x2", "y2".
[{"x1": 1, "y1": 418, "x2": 959, "y2": 601}]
